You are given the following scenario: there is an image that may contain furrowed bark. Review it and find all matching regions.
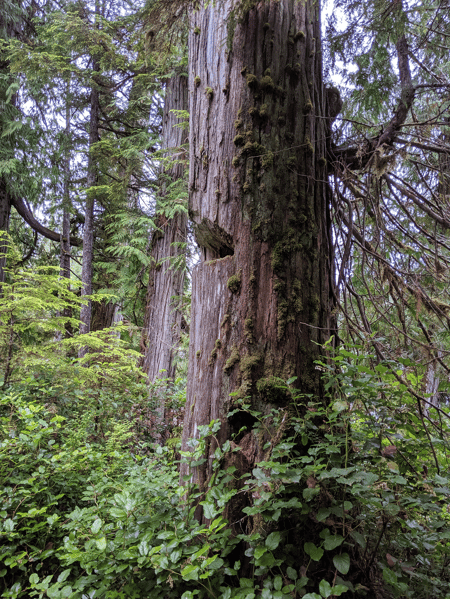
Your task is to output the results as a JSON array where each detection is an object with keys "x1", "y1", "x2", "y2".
[
  {"x1": 181, "y1": 0, "x2": 335, "y2": 506},
  {"x1": 142, "y1": 75, "x2": 188, "y2": 384}
]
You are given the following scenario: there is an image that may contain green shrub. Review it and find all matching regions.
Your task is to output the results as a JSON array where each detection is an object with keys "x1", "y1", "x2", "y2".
[{"x1": 1, "y1": 345, "x2": 449, "y2": 598}]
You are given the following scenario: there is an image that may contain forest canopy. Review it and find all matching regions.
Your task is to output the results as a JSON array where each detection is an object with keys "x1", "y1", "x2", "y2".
[{"x1": 1, "y1": 1, "x2": 450, "y2": 598}]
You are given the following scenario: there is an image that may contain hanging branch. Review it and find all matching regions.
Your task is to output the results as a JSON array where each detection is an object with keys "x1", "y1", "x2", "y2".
[{"x1": 10, "y1": 192, "x2": 81, "y2": 246}]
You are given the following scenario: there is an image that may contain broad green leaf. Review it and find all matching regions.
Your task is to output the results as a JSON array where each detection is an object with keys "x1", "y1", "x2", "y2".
[
  {"x1": 382, "y1": 568, "x2": 398, "y2": 586},
  {"x1": 254, "y1": 546, "x2": 267, "y2": 560},
  {"x1": 265, "y1": 531, "x2": 281, "y2": 550},
  {"x1": 257, "y1": 552, "x2": 276, "y2": 567},
  {"x1": 181, "y1": 564, "x2": 199, "y2": 581},
  {"x1": 316, "y1": 508, "x2": 331, "y2": 522},
  {"x1": 391, "y1": 476, "x2": 407, "y2": 485},
  {"x1": 434, "y1": 475, "x2": 449, "y2": 485},
  {"x1": 91, "y1": 518, "x2": 102, "y2": 534},
  {"x1": 332, "y1": 400, "x2": 348, "y2": 412},
  {"x1": 193, "y1": 544, "x2": 210, "y2": 560},
  {"x1": 331, "y1": 584, "x2": 349, "y2": 596},
  {"x1": 333, "y1": 553, "x2": 350, "y2": 575},
  {"x1": 303, "y1": 487, "x2": 320, "y2": 501},
  {"x1": 96, "y1": 537, "x2": 107, "y2": 551},
  {"x1": 304, "y1": 542, "x2": 324, "y2": 561},
  {"x1": 350, "y1": 531, "x2": 366, "y2": 548},
  {"x1": 46, "y1": 586, "x2": 60, "y2": 599},
  {"x1": 204, "y1": 556, "x2": 224, "y2": 570},
  {"x1": 109, "y1": 508, "x2": 126, "y2": 519},
  {"x1": 138, "y1": 540, "x2": 149, "y2": 556},
  {"x1": 202, "y1": 501, "x2": 217, "y2": 520},
  {"x1": 319, "y1": 579, "x2": 332, "y2": 598},
  {"x1": 4, "y1": 519, "x2": 14, "y2": 532},
  {"x1": 170, "y1": 549, "x2": 182, "y2": 563},
  {"x1": 274, "y1": 575, "x2": 282, "y2": 590},
  {"x1": 57, "y1": 569, "x2": 71, "y2": 583},
  {"x1": 324, "y1": 535, "x2": 344, "y2": 550},
  {"x1": 296, "y1": 576, "x2": 309, "y2": 589},
  {"x1": 386, "y1": 462, "x2": 399, "y2": 472},
  {"x1": 286, "y1": 566, "x2": 297, "y2": 580},
  {"x1": 29, "y1": 573, "x2": 39, "y2": 584}
]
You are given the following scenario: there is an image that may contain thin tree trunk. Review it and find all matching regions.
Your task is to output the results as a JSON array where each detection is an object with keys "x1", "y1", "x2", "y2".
[
  {"x1": 423, "y1": 119, "x2": 450, "y2": 415},
  {"x1": 0, "y1": 179, "x2": 11, "y2": 288},
  {"x1": 181, "y1": 0, "x2": 335, "y2": 511},
  {"x1": 79, "y1": 61, "x2": 99, "y2": 344},
  {"x1": 58, "y1": 82, "x2": 73, "y2": 339},
  {"x1": 61, "y1": 83, "x2": 71, "y2": 284},
  {"x1": 142, "y1": 75, "x2": 188, "y2": 383}
]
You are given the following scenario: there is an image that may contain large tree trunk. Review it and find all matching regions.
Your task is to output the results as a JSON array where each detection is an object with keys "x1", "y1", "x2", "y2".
[
  {"x1": 181, "y1": 0, "x2": 335, "y2": 506},
  {"x1": 142, "y1": 75, "x2": 188, "y2": 382}
]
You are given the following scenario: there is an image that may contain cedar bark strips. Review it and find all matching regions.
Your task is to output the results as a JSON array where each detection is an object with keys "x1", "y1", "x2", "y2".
[
  {"x1": 142, "y1": 75, "x2": 188, "y2": 382},
  {"x1": 181, "y1": 0, "x2": 335, "y2": 501}
]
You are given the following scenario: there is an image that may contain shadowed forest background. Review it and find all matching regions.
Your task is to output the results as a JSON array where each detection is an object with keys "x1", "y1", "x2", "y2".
[{"x1": 1, "y1": 0, "x2": 450, "y2": 597}]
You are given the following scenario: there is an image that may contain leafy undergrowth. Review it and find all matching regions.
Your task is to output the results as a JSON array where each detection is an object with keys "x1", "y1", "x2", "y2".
[{"x1": 1, "y1": 346, "x2": 449, "y2": 599}]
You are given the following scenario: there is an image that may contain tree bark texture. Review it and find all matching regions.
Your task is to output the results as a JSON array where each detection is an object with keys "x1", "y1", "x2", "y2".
[
  {"x1": 142, "y1": 75, "x2": 188, "y2": 382},
  {"x1": 91, "y1": 300, "x2": 119, "y2": 331},
  {"x1": 181, "y1": 0, "x2": 335, "y2": 494}
]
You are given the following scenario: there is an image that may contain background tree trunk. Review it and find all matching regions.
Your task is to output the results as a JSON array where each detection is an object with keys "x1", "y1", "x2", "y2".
[
  {"x1": 60, "y1": 82, "x2": 71, "y2": 285},
  {"x1": 142, "y1": 75, "x2": 188, "y2": 382},
  {"x1": 181, "y1": 0, "x2": 335, "y2": 504},
  {"x1": 58, "y1": 84, "x2": 72, "y2": 338},
  {"x1": 0, "y1": 181, "x2": 11, "y2": 287},
  {"x1": 79, "y1": 61, "x2": 99, "y2": 342}
]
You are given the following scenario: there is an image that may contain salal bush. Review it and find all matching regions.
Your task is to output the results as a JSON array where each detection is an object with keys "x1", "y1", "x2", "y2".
[{"x1": 1, "y1": 345, "x2": 449, "y2": 599}]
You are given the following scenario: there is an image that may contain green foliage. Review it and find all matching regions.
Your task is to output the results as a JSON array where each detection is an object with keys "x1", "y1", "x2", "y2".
[
  {"x1": 1, "y1": 345, "x2": 449, "y2": 598},
  {"x1": 0, "y1": 237, "x2": 153, "y2": 446},
  {"x1": 0, "y1": 387, "x2": 138, "y2": 597},
  {"x1": 0, "y1": 243, "x2": 83, "y2": 387}
]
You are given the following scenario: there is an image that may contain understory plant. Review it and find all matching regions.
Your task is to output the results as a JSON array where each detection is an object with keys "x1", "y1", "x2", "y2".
[{"x1": 0, "y1": 345, "x2": 449, "y2": 598}]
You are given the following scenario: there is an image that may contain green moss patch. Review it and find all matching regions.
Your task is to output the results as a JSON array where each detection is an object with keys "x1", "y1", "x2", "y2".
[
  {"x1": 256, "y1": 376, "x2": 288, "y2": 403},
  {"x1": 224, "y1": 345, "x2": 240, "y2": 373},
  {"x1": 227, "y1": 271, "x2": 242, "y2": 294}
]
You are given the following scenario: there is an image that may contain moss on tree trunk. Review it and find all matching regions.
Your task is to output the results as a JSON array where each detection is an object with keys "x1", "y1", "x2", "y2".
[{"x1": 182, "y1": 0, "x2": 335, "y2": 515}]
